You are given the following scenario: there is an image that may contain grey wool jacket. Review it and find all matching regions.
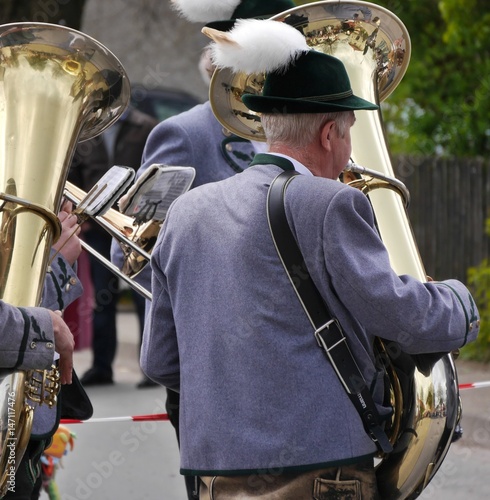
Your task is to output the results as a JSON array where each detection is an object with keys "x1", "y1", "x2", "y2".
[
  {"x1": 0, "y1": 252, "x2": 82, "y2": 372},
  {"x1": 0, "y1": 252, "x2": 83, "y2": 437},
  {"x1": 142, "y1": 156, "x2": 479, "y2": 476}
]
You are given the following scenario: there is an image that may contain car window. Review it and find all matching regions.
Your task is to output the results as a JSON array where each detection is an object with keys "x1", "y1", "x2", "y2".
[{"x1": 131, "y1": 86, "x2": 201, "y2": 121}]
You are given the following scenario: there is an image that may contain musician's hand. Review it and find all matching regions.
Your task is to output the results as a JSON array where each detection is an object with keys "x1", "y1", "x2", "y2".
[
  {"x1": 53, "y1": 203, "x2": 82, "y2": 266},
  {"x1": 48, "y1": 310, "x2": 74, "y2": 385},
  {"x1": 426, "y1": 276, "x2": 434, "y2": 282}
]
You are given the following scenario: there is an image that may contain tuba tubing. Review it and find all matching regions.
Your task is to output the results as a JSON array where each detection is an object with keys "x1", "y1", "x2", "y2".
[
  {"x1": 344, "y1": 160, "x2": 411, "y2": 208},
  {"x1": 0, "y1": 22, "x2": 129, "y2": 495}
]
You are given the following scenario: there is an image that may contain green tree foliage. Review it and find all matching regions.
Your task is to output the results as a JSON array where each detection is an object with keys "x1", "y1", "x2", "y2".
[
  {"x1": 367, "y1": 0, "x2": 490, "y2": 157},
  {"x1": 295, "y1": 0, "x2": 490, "y2": 157},
  {"x1": 465, "y1": 263, "x2": 490, "y2": 362},
  {"x1": 463, "y1": 221, "x2": 490, "y2": 361},
  {"x1": 371, "y1": 1, "x2": 490, "y2": 361}
]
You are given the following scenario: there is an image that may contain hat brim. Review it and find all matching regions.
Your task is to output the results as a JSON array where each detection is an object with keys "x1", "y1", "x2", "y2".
[
  {"x1": 204, "y1": 19, "x2": 236, "y2": 31},
  {"x1": 205, "y1": 15, "x2": 277, "y2": 32},
  {"x1": 242, "y1": 94, "x2": 379, "y2": 114}
]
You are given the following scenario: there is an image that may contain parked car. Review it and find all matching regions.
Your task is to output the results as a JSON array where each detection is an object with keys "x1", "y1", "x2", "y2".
[{"x1": 130, "y1": 84, "x2": 201, "y2": 121}]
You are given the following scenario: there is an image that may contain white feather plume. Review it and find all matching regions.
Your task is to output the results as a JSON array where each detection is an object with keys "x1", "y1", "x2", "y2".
[
  {"x1": 207, "y1": 19, "x2": 309, "y2": 75},
  {"x1": 170, "y1": 0, "x2": 241, "y2": 23}
]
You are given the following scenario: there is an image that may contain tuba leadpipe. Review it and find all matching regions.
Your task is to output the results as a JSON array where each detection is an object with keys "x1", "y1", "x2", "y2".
[
  {"x1": 0, "y1": 22, "x2": 129, "y2": 495},
  {"x1": 209, "y1": 2, "x2": 459, "y2": 498},
  {"x1": 344, "y1": 160, "x2": 411, "y2": 208}
]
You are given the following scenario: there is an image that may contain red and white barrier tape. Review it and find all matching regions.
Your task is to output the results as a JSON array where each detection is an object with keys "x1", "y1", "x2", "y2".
[
  {"x1": 59, "y1": 381, "x2": 490, "y2": 425},
  {"x1": 61, "y1": 413, "x2": 170, "y2": 424},
  {"x1": 458, "y1": 380, "x2": 490, "y2": 391}
]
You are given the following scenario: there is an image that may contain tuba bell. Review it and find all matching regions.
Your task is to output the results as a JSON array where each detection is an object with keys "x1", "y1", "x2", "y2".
[
  {"x1": 209, "y1": 2, "x2": 459, "y2": 498},
  {"x1": 0, "y1": 22, "x2": 129, "y2": 495}
]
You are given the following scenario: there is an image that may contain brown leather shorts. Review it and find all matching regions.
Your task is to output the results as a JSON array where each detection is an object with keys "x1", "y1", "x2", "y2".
[{"x1": 199, "y1": 459, "x2": 379, "y2": 499}]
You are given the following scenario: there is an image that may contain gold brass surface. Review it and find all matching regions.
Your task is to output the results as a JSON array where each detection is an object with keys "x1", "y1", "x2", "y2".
[
  {"x1": 0, "y1": 22, "x2": 129, "y2": 495},
  {"x1": 210, "y1": 0, "x2": 409, "y2": 142},
  {"x1": 64, "y1": 181, "x2": 158, "y2": 284},
  {"x1": 344, "y1": 160, "x2": 410, "y2": 208},
  {"x1": 24, "y1": 366, "x2": 61, "y2": 407},
  {"x1": 209, "y1": 2, "x2": 460, "y2": 498}
]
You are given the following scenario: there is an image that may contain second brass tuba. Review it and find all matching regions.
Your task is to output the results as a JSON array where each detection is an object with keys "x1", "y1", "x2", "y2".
[
  {"x1": 209, "y1": 2, "x2": 459, "y2": 498},
  {"x1": 0, "y1": 22, "x2": 129, "y2": 495}
]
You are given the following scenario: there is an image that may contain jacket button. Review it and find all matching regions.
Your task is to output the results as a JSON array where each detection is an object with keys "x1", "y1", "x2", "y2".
[
  {"x1": 30, "y1": 342, "x2": 36, "y2": 349},
  {"x1": 46, "y1": 342, "x2": 54, "y2": 349}
]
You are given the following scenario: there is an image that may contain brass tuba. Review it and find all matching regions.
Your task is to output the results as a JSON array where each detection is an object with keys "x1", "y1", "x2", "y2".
[
  {"x1": 209, "y1": 2, "x2": 459, "y2": 498},
  {"x1": 0, "y1": 22, "x2": 129, "y2": 495}
]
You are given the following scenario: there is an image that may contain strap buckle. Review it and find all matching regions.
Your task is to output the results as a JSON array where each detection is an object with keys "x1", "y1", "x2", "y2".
[{"x1": 314, "y1": 319, "x2": 342, "y2": 348}]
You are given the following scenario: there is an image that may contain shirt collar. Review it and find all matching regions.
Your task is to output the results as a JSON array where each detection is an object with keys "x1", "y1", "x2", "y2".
[
  {"x1": 249, "y1": 152, "x2": 313, "y2": 176},
  {"x1": 267, "y1": 153, "x2": 313, "y2": 176}
]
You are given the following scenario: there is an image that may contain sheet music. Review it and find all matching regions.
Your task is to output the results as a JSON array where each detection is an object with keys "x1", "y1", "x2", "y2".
[
  {"x1": 81, "y1": 165, "x2": 135, "y2": 217},
  {"x1": 119, "y1": 164, "x2": 196, "y2": 223}
]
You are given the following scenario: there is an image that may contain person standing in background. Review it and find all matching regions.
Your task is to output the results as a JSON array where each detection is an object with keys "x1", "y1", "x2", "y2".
[{"x1": 69, "y1": 106, "x2": 157, "y2": 388}]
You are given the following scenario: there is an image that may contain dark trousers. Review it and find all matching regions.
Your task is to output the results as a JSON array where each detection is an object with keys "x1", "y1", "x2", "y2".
[
  {"x1": 166, "y1": 389, "x2": 199, "y2": 500},
  {"x1": 132, "y1": 288, "x2": 146, "y2": 347},
  {"x1": 85, "y1": 228, "x2": 119, "y2": 376},
  {"x1": 2, "y1": 440, "x2": 45, "y2": 499}
]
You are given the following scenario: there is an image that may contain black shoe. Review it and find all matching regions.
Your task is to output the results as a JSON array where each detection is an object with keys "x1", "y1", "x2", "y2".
[
  {"x1": 136, "y1": 376, "x2": 158, "y2": 389},
  {"x1": 80, "y1": 368, "x2": 113, "y2": 386}
]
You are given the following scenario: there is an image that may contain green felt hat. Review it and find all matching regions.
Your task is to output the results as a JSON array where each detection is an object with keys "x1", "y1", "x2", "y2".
[
  {"x1": 207, "y1": 0, "x2": 296, "y2": 31},
  {"x1": 242, "y1": 50, "x2": 379, "y2": 114}
]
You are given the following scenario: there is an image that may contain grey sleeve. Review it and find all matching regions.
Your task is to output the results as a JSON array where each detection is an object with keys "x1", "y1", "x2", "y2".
[
  {"x1": 323, "y1": 188, "x2": 480, "y2": 353},
  {"x1": 0, "y1": 302, "x2": 55, "y2": 370},
  {"x1": 42, "y1": 251, "x2": 83, "y2": 311}
]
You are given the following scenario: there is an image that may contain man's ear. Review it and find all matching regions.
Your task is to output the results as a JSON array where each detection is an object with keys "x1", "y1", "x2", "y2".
[{"x1": 320, "y1": 120, "x2": 335, "y2": 151}]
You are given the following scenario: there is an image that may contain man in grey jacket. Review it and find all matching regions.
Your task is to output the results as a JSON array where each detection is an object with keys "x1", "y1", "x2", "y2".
[{"x1": 142, "y1": 19, "x2": 480, "y2": 499}]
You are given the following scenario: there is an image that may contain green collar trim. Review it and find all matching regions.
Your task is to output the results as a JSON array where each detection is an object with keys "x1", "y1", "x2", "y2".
[{"x1": 249, "y1": 153, "x2": 295, "y2": 172}]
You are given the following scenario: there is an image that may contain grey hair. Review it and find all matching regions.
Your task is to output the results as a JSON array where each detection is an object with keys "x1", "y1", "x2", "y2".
[
  {"x1": 261, "y1": 111, "x2": 353, "y2": 148},
  {"x1": 198, "y1": 44, "x2": 215, "y2": 86}
]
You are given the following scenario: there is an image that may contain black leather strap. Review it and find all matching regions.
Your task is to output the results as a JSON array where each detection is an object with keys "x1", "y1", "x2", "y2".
[{"x1": 267, "y1": 170, "x2": 392, "y2": 454}]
